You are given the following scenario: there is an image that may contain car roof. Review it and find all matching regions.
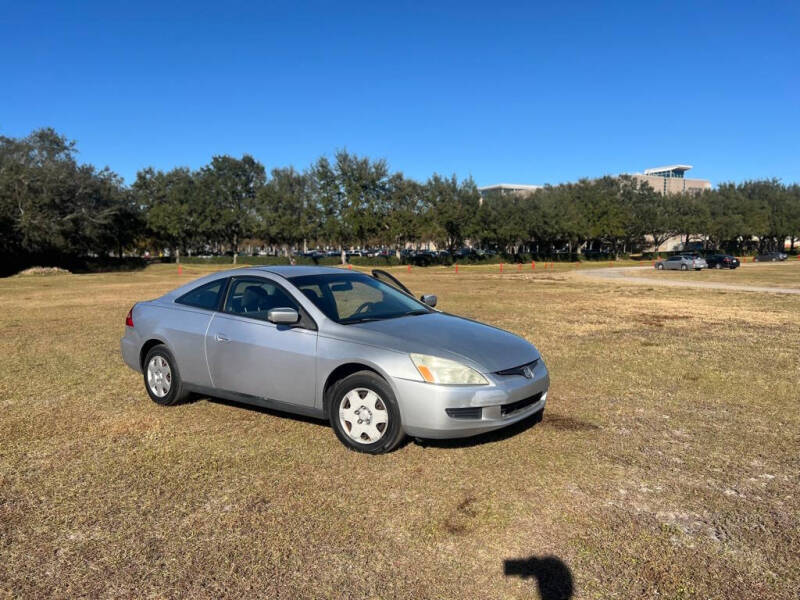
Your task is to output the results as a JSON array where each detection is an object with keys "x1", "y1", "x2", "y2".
[
  {"x1": 160, "y1": 265, "x2": 363, "y2": 301},
  {"x1": 253, "y1": 265, "x2": 358, "y2": 278}
]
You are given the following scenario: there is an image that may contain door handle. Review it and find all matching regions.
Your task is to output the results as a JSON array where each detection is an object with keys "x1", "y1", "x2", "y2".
[{"x1": 214, "y1": 333, "x2": 230, "y2": 343}]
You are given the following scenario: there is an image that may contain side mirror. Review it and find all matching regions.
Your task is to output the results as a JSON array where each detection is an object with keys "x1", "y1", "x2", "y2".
[
  {"x1": 268, "y1": 307, "x2": 299, "y2": 324},
  {"x1": 420, "y1": 294, "x2": 437, "y2": 307}
]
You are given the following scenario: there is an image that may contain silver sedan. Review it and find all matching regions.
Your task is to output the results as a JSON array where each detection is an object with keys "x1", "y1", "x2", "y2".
[
  {"x1": 655, "y1": 255, "x2": 708, "y2": 271},
  {"x1": 120, "y1": 266, "x2": 549, "y2": 453}
]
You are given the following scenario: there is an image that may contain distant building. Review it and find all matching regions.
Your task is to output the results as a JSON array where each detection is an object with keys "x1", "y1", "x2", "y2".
[
  {"x1": 478, "y1": 183, "x2": 542, "y2": 197},
  {"x1": 478, "y1": 165, "x2": 711, "y2": 200},
  {"x1": 629, "y1": 164, "x2": 711, "y2": 195}
]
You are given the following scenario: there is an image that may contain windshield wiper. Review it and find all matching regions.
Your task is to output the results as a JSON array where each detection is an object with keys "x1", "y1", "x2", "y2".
[
  {"x1": 341, "y1": 309, "x2": 429, "y2": 324},
  {"x1": 340, "y1": 316, "x2": 384, "y2": 324}
]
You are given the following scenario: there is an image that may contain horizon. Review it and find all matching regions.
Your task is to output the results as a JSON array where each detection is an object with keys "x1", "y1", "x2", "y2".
[{"x1": 2, "y1": 1, "x2": 798, "y2": 187}]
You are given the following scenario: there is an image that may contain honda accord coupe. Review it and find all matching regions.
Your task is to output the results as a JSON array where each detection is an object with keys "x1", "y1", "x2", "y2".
[{"x1": 120, "y1": 266, "x2": 549, "y2": 453}]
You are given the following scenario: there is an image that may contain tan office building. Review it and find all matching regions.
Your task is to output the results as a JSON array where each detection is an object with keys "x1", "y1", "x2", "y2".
[
  {"x1": 478, "y1": 183, "x2": 542, "y2": 196},
  {"x1": 479, "y1": 165, "x2": 711, "y2": 200},
  {"x1": 630, "y1": 165, "x2": 711, "y2": 195}
]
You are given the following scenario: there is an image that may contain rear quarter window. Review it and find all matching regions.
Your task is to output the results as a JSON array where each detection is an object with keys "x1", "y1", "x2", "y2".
[{"x1": 175, "y1": 278, "x2": 226, "y2": 310}]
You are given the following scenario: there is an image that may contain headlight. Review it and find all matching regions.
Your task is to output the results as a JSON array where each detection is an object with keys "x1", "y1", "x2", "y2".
[{"x1": 409, "y1": 353, "x2": 489, "y2": 385}]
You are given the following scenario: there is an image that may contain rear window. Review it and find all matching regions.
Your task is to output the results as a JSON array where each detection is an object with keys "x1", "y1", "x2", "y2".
[{"x1": 175, "y1": 278, "x2": 226, "y2": 310}]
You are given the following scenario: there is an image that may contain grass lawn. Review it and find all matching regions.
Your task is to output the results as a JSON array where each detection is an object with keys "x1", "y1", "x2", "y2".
[{"x1": 1, "y1": 264, "x2": 798, "y2": 598}]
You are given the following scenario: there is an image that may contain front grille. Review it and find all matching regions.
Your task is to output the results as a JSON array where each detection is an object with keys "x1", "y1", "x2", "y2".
[
  {"x1": 445, "y1": 407, "x2": 483, "y2": 420},
  {"x1": 496, "y1": 360, "x2": 538, "y2": 377},
  {"x1": 501, "y1": 392, "x2": 543, "y2": 416}
]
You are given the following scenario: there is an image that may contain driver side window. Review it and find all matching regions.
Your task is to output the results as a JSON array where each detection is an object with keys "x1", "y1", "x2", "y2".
[
  {"x1": 332, "y1": 281, "x2": 384, "y2": 320},
  {"x1": 224, "y1": 278, "x2": 299, "y2": 322}
]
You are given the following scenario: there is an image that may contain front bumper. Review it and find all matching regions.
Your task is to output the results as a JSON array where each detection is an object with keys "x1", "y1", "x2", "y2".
[{"x1": 393, "y1": 360, "x2": 549, "y2": 439}]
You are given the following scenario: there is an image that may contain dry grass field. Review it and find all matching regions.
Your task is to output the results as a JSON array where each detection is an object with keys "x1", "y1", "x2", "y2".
[
  {"x1": 624, "y1": 260, "x2": 800, "y2": 289},
  {"x1": 1, "y1": 263, "x2": 799, "y2": 599}
]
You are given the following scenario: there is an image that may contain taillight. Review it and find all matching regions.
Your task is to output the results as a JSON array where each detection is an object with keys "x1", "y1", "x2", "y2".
[{"x1": 125, "y1": 306, "x2": 135, "y2": 328}]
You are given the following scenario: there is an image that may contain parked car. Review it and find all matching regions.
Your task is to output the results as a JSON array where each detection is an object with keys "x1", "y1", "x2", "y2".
[
  {"x1": 655, "y1": 255, "x2": 708, "y2": 271},
  {"x1": 582, "y1": 249, "x2": 613, "y2": 259},
  {"x1": 705, "y1": 254, "x2": 740, "y2": 269},
  {"x1": 121, "y1": 267, "x2": 549, "y2": 454},
  {"x1": 754, "y1": 252, "x2": 788, "y2": 262}
]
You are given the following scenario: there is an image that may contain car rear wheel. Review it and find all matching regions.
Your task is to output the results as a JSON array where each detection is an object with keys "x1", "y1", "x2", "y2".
[
  {"x1": 656, "y1": 264, "x2": 664, "y2": 270},
  {"x1": 715, "y1": 263, "x2": 722, "y2": 269},
  {"x1": 329, "y1": 371, "x2": 405, "y2": 454},
  {"x1": 681, "y1": 264, "x2": 688, "y2": 271},
  {"x1": 143, "y1": 345, "x2": 190, "y2": 406}
]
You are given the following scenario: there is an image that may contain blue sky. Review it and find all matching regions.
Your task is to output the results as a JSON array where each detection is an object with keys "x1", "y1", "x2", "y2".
[{"x1": 1, "y1": 1, "x2": 798, "y2": 186}]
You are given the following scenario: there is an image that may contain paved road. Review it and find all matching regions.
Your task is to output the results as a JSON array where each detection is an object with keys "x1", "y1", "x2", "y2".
[{"x1": 576, "y1": 265, "x2": 800, "y2": 295}]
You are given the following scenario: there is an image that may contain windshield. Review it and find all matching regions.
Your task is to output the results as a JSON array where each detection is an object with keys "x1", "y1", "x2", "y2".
[{"x1": 287, "y1": 272, "x2": 431, "y2": 324}]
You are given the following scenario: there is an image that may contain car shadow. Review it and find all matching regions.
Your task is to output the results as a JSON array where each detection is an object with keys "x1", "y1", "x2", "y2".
[
  {"x1": 193, "y1": 395, "x2": 329, "y2": 428},
  {"x1": 412, "y1": 409, "x2": 544, "y2": 449},
  {"x1": 504, "y1": 555, "x2": 574, "y2": 600}
]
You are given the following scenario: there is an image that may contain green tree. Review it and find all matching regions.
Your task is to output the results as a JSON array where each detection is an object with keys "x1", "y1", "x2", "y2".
[
  {"x1": 630, "y1": 184, "x2": 679, "y2": 252},
  {"x1": 259, "y1": 167, "x2": 317, "y2": 255},
  {"x1": 424, "y1": 174, "x2": 480, "y2": 254},
  {"x1": 0, "y1": 128, "x2": 135, "y2": 259},
  {"x1": 199, "y1": 155, "x2": 266, "y2": 264},
  {"x1": 384, "y1": 174, "x2": 424, "y2": 257},
  {"x1": 133, "y1": 167, "x2": 203, "y2": 262},
  {"x1": 787, "y1": 184, "x2": 800, "y2": 251},
  {"x1": 335, "y1": 150, "x2": 390, "y2": 250},
  {"x1": 474, "y1": 190, "x2": 526, "y2": 254}
]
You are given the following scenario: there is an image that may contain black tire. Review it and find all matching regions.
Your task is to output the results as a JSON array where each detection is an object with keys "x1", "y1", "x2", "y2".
[
  {"x1": 656, "y1": 264, "x2": 664, "y2": 270},
  {"x1": 681, "y1": 264, "x2": 688, "y2": 271},
  {"x1": 142, "y1": 345, "x2": 190, "y2": 406},
  {"x1": 715, "y1": 263, "x2": 722, "y2": 269},
  {"x1": 328, "y1": 370, "x2": 405, "y2": 454}
]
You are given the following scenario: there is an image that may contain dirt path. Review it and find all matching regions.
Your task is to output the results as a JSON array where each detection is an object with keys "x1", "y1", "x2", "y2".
[{"x1": 575, "y1": 265, "x2": 800, "y2": 295}]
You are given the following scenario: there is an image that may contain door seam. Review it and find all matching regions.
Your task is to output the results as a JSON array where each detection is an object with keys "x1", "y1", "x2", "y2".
[{"x1": 204, "y1": 313, "x2": 216, "y2": 387}]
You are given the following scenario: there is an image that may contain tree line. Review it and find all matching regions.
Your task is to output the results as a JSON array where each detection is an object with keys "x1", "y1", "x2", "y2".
[{"x1": 2, "y1": 128, "x2": 798, "y2": 271}]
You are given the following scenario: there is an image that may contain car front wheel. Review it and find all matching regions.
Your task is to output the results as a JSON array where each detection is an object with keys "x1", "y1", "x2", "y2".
[
  {"x1": 681, "y1": 264, "x2": 688, "y2": 271},
  {"x1": 329, "y1": 371, "x2": 405, "y2": 454},
  {"x1": 656, "y1": 264, "x2": 664, "y2": 270}
]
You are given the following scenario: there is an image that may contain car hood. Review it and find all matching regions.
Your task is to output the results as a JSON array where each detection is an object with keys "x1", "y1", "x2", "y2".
[{"x1": 332, "y1": 312, "x2": 540, "y2": 373}]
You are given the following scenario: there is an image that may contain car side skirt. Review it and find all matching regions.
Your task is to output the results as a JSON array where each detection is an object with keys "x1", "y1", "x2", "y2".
[{"x1": 184, "y1": 384, "x2": 326, "y2": 420}]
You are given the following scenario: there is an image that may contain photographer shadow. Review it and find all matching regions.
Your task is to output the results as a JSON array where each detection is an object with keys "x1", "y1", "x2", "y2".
[{"x1": 504, "y1": 555, "x2": 574, "y2": 600}]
